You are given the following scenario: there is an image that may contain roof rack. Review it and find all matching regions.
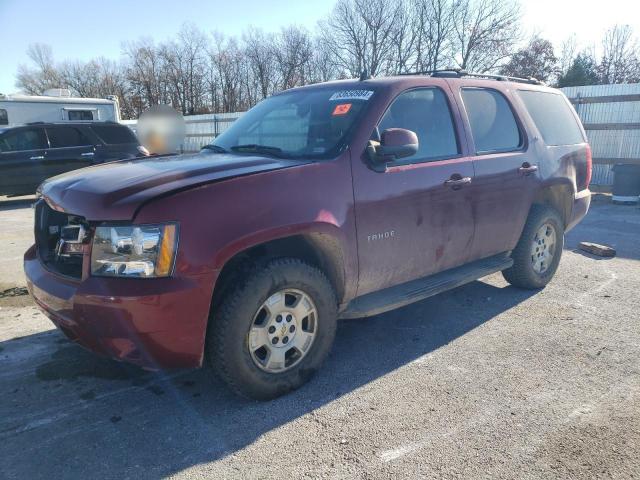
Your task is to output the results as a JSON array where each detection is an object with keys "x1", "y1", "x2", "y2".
[{"x1": 397, "y1": 68, "x2": 544, "y2": 85}]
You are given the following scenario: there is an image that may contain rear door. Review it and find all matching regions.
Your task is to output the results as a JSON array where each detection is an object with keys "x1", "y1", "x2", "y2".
[
  {"x1": 453, "y1": 84, "x2": 538, "y2": 260},
  {"x1": 352, "y1": 86, "x2": 475, "y2": 296},
  {"x1": 0, "y1": 127, "x2": 48, "y2": 194},
  {"x1": 44, "y1": 126, "x2": 97, "y2": 178}
]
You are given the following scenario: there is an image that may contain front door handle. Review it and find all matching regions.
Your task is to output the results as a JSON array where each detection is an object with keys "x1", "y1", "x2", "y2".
[
  {"x1": 519, "y1": 163, "x2": 538, "y2": 175},
  {"x1": 30, "y1": 155, "x2": 44, "y2": 160},
  {"x1": 444, "y1": 176, "x2": 472, "y2": 189},
  {"x1": 81, "y1": 152, "x2": 95, "y2": 157}
]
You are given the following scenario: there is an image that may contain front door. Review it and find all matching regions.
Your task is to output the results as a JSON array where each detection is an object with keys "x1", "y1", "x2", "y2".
[
  {"x1": 352, "y1": 87, "x2": 475, "y2": 296},
  {"x1": 0, "y1": 127, "x2": 48, "y2": 195}
]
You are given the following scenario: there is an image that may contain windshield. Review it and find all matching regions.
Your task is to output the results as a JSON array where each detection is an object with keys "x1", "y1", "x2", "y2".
[{"x1": 209, "y1": 87, "x2": 375, "y2": 159}]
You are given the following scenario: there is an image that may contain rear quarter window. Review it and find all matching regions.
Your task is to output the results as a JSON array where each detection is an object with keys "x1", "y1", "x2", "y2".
[
  {"x1": 91, "y1": 125, "x2": 138, "y2": 145},
  {"x1": 517, "y1": 90, "x2": 585, "y2": 146}
]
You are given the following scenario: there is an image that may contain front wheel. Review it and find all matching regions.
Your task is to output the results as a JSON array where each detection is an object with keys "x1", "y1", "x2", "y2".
[
  {"x1": 502, "y1": 205, "x2": 565, "y2": 289},
  {"x1": 207, "y1": 258, "x2": 337, "y2": 400}
]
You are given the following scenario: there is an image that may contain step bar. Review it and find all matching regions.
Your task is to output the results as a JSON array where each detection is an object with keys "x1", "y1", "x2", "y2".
[{"x1": 339, "y1": 253, "x2": 513, "y2": 319}]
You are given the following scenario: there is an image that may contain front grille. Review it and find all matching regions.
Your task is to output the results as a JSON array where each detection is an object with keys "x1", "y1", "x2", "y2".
[{"x1": 34, "y1": 200, "x2": 89, "y2": 279}]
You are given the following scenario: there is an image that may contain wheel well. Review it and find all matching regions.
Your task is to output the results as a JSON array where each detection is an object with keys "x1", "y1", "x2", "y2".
[
  {"x1": 532, "y1": 185, "x2": 572, "y2": 226},
  {"x1": 212, "y1": 234, "x2": 346, "y2": 311}
]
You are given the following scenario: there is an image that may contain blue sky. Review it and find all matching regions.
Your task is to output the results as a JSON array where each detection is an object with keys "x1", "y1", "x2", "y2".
[
  {"x1": 0, "y1": 0, "x2": 336, "y2": 93},
  {"x1": 1, "y1": 0, "x2": 639, "y2": 93}
]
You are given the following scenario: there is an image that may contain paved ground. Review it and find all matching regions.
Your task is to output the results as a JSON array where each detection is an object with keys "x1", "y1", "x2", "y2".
[{"x1": 1, "y1": 195, "x2": 639, "y2": 479}]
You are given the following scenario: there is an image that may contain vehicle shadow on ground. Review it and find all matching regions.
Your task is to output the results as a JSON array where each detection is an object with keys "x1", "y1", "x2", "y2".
[
  {"x1": 0, "y1": 196, "x2": 36, "y2": 212},
  {"x1": 0, "y1": 278, "x2": 536, "y2": 479}
]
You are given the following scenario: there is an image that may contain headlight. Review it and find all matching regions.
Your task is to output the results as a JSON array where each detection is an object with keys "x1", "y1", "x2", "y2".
[{"x1": 91, "y1": 223, "x2": 178, "y2": 278}]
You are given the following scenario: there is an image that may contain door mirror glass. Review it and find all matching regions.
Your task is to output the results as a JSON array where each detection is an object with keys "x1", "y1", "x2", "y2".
[{"x1": 367, "y1": 128, "x2": 419, "y2": 166}]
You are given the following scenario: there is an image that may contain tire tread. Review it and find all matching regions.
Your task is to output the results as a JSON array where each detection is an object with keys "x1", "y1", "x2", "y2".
[
  {"x1": 206, "y1": 257, "x2": 337, "y2": 399},
  {"x1": 502, "y1": 205, "x2": 564, "y2": 289}
]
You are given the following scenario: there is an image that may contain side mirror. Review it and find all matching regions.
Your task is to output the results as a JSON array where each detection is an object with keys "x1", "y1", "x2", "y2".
[{"x1": 367, "y1": 128, "x2": 419, "y2": 168}]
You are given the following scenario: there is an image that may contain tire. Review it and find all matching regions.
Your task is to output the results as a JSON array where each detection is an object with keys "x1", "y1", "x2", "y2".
[
  {"x1": 206, "y1": 258, "x2": 338, "y2": 400},
  {"x1": 502, "y1": 205, "x2": 565, "y2": 289}
]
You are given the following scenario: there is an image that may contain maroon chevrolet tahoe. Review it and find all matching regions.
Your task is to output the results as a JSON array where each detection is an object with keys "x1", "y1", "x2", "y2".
[{"x1": 25, "y1": 71, "x2": 591, "y2": 399}]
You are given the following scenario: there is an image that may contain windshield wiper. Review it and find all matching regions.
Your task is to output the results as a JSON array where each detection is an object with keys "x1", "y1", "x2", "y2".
[
  {"x1": 230, "y1": 144, "x2": 289, "y2": 158},
  {"x1": 201, "y1": 144, "x2": 228, "y2": 153}
]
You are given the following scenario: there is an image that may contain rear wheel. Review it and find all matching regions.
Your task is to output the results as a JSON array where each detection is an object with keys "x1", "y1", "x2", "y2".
[
  {"x1": 502, "y1": 205, "x2": 564, "y2": 289},
  {"x1": 207, "y1": 258, "x2": 337, "y2": 400}
]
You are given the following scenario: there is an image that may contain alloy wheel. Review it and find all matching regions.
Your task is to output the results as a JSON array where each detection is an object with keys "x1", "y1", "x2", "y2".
[
  {"x1": 247, "y1": 289, "x2": 318, "y2": 373},
  {"x1": 530, "y1": 223, "x2": 557, "y2": 274}
]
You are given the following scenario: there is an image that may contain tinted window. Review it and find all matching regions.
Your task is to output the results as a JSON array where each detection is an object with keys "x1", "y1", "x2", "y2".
[
  {"x1": 91, "y1": 124, "x2": 138, "y2": 145},
  {"x1": 67, "y1": 110, "x2": 94, "y2": 121},
  {"x1": 0, "y1": 109, "x2": 7, "y2": 126},
  {"x1": 378, "y1": 88, "x2": 458, "y2": 163},
  {"x1": 517, "y1": 90, "x2": 584, "y2": 146},
  {"x1": 46, "y1": 127, "x2": 91, "y2": 148},
  {"x1": 0, "y1": 128, "x2": 47, "y2": 152},
  {"x1": 461, "y1": 88, "x2": 521, "y2": 153}
]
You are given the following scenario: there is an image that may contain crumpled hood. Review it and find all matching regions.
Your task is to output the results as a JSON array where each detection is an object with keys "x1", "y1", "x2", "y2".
[{"x1": 40, "y1": 151, "x2": 309, "y2": 221}]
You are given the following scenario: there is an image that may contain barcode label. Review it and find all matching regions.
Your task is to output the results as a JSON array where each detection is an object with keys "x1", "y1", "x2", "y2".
[{"x1": 329, "y1": 90, "x2": 374, "y2": 101}]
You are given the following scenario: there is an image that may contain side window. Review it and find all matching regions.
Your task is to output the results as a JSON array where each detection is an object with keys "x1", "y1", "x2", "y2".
[
  {"x1": 0, "y1": 128, "x2": 47, "y2": 153},
  {"x1": 91, "y1": 125, "x2": 137, "y2": 145},
  {"x1": 461, "y1": 88, "x2": 522, "y2": 154},
  {"x1": 0, "y1": 109, "x2": 7, "y2": 126},
  {"x1": 378, "y1": 88, "x2": 459, "y2": 163},
  {"x1": 46, "y1": 127, "x2": 92, "y2": 148},
  {"x1": 517, "y1": 90, "x2": 584, "y2": 146},
  {"x1": 67, "y1": 110, "x2": 95, "y2": 121}
]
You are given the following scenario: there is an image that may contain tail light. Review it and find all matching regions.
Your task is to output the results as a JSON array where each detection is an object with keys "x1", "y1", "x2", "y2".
[{"x1": 583, "y1": 144, "x2": 593, "y2": 190}]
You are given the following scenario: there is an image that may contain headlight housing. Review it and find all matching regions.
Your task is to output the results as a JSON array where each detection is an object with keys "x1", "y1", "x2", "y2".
[{"x1": 91, "y1": 223, "x2": 178, "y2": 278}]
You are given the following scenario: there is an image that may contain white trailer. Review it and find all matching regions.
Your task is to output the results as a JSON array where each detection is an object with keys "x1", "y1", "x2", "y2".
[{"x1": 0, "y1": 89, "x2": 120, "y2": 127}]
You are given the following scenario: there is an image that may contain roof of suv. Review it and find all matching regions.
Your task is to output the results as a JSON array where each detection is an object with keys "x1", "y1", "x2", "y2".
[
  {"x1": 285, "y1": 71, "x2": 556, "y2": 95},
  {"x1": 0, "y1": 121, "x2": 131, "y2": 133},
  {"x1": 21, "y1": 121, "x2": 126, "y2": 128}
]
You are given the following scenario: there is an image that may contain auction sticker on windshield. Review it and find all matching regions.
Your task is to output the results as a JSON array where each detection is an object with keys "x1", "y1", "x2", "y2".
[
  {"x1": 332, "y1": 103, "x2": 352, "y2": 116},
  {"x1": 329, "y1": 90, "x2": 374, "y2": 101}
]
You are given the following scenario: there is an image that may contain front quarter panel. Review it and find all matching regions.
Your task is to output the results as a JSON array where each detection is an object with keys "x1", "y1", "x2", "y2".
[{"x1": 133, "y1": 153, "x2": 357, "y2": 322}]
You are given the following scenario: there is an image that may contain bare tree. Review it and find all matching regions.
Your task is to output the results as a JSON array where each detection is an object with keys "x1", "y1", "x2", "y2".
[
  {"x1": 410, "y1": 0, "x2": 457, "y2": 72},
  {"x1": 273, "y1": 26, "x2": 314, "y2": 89},
  {"x1": 309, "y1": 37, "x2": 345, "y2": 82},
  {"x1": 15, "y1": 43, "x2": 61, "y2": 94},
  {"x1": 321, "y1": 0, "x2": 406, "y2": 77},
  {"x1": 452, "y1": 0, "x2": 521, "y2": 72},
  {"x1": 209, "y1": 34, "x2": 248, "y2": 112},
  {"x1": 598, "y1": 25, "x2": 640, "y2": 84},
  {"x1": 558, "y1": 35, "x2": 578, "y2": 79},
  {"x1": 122, "y1": 38, "x2": 168, "y2": 115},
  {"x1": 176, "y1": 23, "x2": 208, "y2": 114},
  {"x1": 243, "y1": 28, "x2": 277, "y2": 99}
]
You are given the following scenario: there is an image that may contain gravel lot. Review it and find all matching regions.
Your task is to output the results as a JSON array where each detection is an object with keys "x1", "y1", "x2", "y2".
[{"x1": 1, "y1": 195, "x2": 639, "y2": 480}]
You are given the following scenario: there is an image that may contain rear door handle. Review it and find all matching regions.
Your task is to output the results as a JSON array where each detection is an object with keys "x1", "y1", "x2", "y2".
[
  {"x1": 444, "y1": 176, "x2": 472, "y2": 189},
  {"x1": 30, "y1": 156, "x2": 44, "y2": 160},
  {"x1": 519, "y1": 163, "x2": 538, "y2": 175},
  {"x1": 81, "y1": 152, "x2": 95, "y2": 157}
]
